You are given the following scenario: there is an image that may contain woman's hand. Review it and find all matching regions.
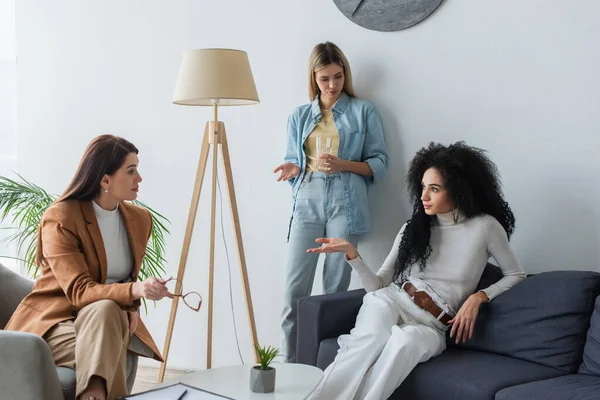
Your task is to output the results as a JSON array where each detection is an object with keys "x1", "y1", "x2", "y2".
[
  {"x1": 132, "y1": 277, "x2": 174, "y2": 301},
  {"x1": 449, "y1": 291, "x2": 489, "y2": 344},
  {"x1": 307, "y1": 238, "x2": 359, "y2": 260},
  {"x1": 317, "y1": 154, "x2": 347, "y2": 173},
  {"x1": 128, "y1": 310, "x2": 139, "y2": 337},
  {"x1": 274, "y1": 163, "x2": 301, "y2": 182}
]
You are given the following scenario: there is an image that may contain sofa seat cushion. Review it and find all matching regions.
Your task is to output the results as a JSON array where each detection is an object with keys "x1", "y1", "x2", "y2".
[
  {"x1": 496, "y1": 374, "x2": 600, "y2": 400},
  {"x1": 391, "y1": 348, "x2": 566, "y2": 400}
]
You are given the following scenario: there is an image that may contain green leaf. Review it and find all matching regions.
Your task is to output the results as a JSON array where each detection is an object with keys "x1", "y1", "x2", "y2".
[{"x1": 254, "y1": 344, "x2": 279, "y2": 370}]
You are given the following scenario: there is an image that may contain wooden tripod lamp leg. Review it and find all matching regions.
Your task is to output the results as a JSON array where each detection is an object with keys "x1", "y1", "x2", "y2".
[
  {"x1": 157, "y1": 125, "x2": 211, "y2": 383},
  {"x1": 158, "y1": 119, "x2": 260, "y2": 379},
  {"x1": 206, "y1": 121, "x2": 220, "y2": 369},
  {"x1": 219, "y1": 123, "x2": 260, "y2": 363}
]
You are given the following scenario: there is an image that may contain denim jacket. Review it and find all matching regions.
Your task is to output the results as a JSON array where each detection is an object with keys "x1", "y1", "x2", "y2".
[{"x1": 284, "y1": 92, "x2": 388, "y2": 237}]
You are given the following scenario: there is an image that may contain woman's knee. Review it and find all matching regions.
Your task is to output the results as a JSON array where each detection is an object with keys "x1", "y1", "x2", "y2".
[
  {"x1": 355, "y1": 330, "x2": 391, "y2": 352},
  {"x1": 351, "y1": 322, "x2": 392, "y2": 348},
  {"x1": 389, "y1": 324, "x2": 444, "y2": 359},
  {"x1": 81, "y1": 300, "x2": 125, "y2": 322},
  {"x1": 355, "y1": 293, "x2": 400, "y2": 333},
  {"x1": 283, "y1": 278, "x2": 314, "y2": 304},
  {"x1": 75, "y1": 300, "x2": 128, "y2": 340}
]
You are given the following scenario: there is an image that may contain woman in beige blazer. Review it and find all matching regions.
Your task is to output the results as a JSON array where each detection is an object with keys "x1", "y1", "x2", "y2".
[{"x1": 5, "y1": 135, "x2": 173, "y2": 400}]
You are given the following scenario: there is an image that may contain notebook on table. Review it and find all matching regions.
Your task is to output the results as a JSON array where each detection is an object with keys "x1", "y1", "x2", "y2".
[{"x1": 118, "y1": 382, "x2": 234, "y2": 400}]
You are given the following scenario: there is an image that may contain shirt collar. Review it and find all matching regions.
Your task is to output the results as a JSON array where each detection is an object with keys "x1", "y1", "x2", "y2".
[{"x1": 310, "y1": 91, "x2": 350, "y2": 121}]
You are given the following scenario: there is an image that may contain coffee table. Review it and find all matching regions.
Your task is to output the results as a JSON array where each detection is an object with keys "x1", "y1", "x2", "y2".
[{"x1": 155, "y1": 363, "x2": 323, "y2": 399}]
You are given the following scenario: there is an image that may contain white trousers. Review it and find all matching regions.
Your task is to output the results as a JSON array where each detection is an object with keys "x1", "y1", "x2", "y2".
[{"x1": 307, "y1": 285, "x2": 447, "y2": 400}]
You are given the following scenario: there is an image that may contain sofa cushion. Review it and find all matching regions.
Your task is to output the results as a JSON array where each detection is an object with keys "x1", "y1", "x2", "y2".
[
  {"x1": 392, "y1": 348, "x2": 566, "y2": 400},
  {"x1": 317, "y1": 338, "x2": 339, "y2": 370},
  {"x1": 453, "y1": 271, "x2": 600, "y2": 373},
  {"x1": 579, "y1": 295, "x2": 600, "y2": 376},
  {"x1": 475, "y1": 263, "x2": 504, "y2": 292},
  {"x1": 496, "y1": 374, "x2": 600, "y2": 400}
]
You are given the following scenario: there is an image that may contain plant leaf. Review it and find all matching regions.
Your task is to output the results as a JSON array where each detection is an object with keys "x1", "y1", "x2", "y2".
[{"x1": 254, "y1": 344, "x2": 280, "y2": 369}]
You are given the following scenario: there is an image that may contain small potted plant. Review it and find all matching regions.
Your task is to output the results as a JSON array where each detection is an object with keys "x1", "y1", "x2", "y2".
[{"x1": 250, "y1": 344, "x2": 279, "y2": 393}]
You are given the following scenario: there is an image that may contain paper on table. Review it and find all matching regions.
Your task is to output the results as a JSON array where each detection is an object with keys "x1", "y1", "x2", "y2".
[{"x1": 119, "y1": 382, "x2": 233, "y2": 400}]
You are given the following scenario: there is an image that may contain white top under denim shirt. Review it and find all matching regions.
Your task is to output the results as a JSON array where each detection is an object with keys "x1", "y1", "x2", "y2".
[
  {"x1": 284, "y1": 92, "x2": 389, "y2": 237},
  {"x1": 347, "y1": 211, "x2": 527, "y2": 315}
]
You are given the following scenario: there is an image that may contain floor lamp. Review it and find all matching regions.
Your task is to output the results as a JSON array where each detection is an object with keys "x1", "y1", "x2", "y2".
[{"x1": 158, "y1": 48, "x2": 260, "y2": 382}]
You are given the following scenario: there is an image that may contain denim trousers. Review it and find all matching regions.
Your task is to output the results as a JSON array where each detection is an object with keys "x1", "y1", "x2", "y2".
[{"x1": 280, "y1": 172, "x2": 359, "y2": 363}]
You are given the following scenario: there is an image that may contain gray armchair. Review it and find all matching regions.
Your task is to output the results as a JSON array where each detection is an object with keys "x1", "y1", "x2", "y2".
[{"x1": 0, "y1": 262, "x2": 138, "y2": 400}]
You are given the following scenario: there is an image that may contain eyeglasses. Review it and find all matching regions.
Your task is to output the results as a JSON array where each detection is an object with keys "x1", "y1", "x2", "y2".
[{"x1": 164, "y1": 277, "x2": 203, "y2": 312}]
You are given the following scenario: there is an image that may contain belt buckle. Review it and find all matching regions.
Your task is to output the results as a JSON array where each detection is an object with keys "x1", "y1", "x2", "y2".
[
  {"x1": 436, "y1": 310, "x2": 447, "y2": 322},
  {"x1": 400, "y1": 282, "x2": 414, "y2": 300}
]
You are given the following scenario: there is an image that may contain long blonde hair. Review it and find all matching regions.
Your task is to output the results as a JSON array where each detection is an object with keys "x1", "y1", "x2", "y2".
[{"x1": 308, "y1": 42, "x2": 356, "y2": 101}]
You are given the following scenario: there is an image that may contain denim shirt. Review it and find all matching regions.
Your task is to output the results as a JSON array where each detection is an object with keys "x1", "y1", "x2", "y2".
[{"x1": 284, "y1": 92, "x2": 389, "y2": 237}]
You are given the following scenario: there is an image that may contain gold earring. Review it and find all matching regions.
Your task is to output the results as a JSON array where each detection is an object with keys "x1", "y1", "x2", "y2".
[{"x1": 452, "y1": 207, "x2": 459, "y2": 224}]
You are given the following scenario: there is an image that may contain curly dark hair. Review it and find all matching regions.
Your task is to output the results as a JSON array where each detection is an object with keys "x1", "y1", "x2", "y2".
[{"x1": 393, "y1": 141, "x2": 515, "y2": 283}]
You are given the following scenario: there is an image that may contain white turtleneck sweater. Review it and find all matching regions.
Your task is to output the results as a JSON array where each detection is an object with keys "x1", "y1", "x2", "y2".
[
  {"x1": 92, "y1": 201, "x2": 134, "y2": 284},
  {"x1": 347, "y1": 211, "x2": 526, "y2": 315}
]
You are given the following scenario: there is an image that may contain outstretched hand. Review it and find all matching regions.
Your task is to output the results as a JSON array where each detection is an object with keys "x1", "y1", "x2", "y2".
[
  {"x1": 306, "y1": 238, "x2": 359, "y2": 260},
  {"x1": 274, "y1": 163, "x2": 300, "y2": 182}
]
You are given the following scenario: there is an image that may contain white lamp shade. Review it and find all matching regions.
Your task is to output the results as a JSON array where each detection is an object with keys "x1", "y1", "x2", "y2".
[{"x1": 173, "y1": 48, "x2": 259, "y2": 106}]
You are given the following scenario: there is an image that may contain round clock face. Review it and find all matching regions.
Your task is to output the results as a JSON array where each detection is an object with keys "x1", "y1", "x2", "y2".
[{"x1": 333, "y1": 0, "x2": 444, "y2": 32}]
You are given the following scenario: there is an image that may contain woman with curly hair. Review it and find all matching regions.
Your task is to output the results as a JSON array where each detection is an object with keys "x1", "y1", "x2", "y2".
[{"x1": 305, "y1": 142, "x2": 526, "y2": 400}]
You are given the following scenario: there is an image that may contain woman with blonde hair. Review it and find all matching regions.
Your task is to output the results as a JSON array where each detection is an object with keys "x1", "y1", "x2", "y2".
[{"x1": 274, "y1": 41, "x2": 389, "y2": 363}]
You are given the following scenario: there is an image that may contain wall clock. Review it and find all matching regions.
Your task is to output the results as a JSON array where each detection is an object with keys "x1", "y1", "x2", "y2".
[{"x1": 333, "y1": 0, "x2": 445, "y2": 32}]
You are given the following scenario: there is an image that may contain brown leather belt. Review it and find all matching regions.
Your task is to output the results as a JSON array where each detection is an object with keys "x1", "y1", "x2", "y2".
[{"x1": 402, "y1": 282, "x2": 452, "y2": 326}]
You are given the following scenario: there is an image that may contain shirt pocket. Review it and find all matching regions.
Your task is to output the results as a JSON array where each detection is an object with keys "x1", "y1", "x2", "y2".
[{"x1": 344, "y1": 133, "x2": 367, "y2": 159}]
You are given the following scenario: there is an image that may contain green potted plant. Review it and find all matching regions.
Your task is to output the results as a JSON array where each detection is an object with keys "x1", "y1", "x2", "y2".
[
  {"x1": 250, "y1": 344, "x2": 279, "y2": 393},
  {"x1": 0, "y1": 173, "x2": 170, "y2": 312}
]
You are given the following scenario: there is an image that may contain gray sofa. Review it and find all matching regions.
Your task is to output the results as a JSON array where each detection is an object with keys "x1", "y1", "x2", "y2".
[
  {"x1": 297, "y1": 264, "x2": 600, "y2": 399},
  {"x1": 0, "y1": 262, "x2": 138, "y2": 400}
]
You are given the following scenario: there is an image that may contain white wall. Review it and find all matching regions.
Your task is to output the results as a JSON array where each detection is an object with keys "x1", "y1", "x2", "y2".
[
  {"x1": 0, "y1": 0, "x2": 18, "y2": 272},
  {"x1": 15, "y1": 0, "x2": 600, "y2": 370}
]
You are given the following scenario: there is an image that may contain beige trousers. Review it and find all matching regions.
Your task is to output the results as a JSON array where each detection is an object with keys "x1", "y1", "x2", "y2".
[{"x1": 44, "y1": 300, "x2": 131, "y2": 400}]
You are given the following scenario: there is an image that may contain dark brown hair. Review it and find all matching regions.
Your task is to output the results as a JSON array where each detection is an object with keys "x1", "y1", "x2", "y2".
[
  {"x1": 56, "y1": 135, "x2": 139, "y2": 202},
  {"x1": 37, "y1": 135, "x2": 138, "y2": 267}
]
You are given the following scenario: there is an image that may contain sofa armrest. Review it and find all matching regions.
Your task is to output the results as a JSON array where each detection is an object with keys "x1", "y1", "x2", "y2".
[
  {"x1": 296, "y1": 289, "x2": 366, "y2": 366},
  {"x1": 0, "y1": 330, "x2": 64, "y2": 400}
]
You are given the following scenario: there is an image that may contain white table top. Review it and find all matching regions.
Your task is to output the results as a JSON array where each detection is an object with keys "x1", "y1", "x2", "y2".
[{"x1": 155, "y1": 364, "x2": 323, "y2": 400}]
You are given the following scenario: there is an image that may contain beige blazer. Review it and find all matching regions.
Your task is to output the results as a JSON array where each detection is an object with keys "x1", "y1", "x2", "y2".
[{"x1": 5, "y1": 199, "x2": 163, "y2": 361}]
